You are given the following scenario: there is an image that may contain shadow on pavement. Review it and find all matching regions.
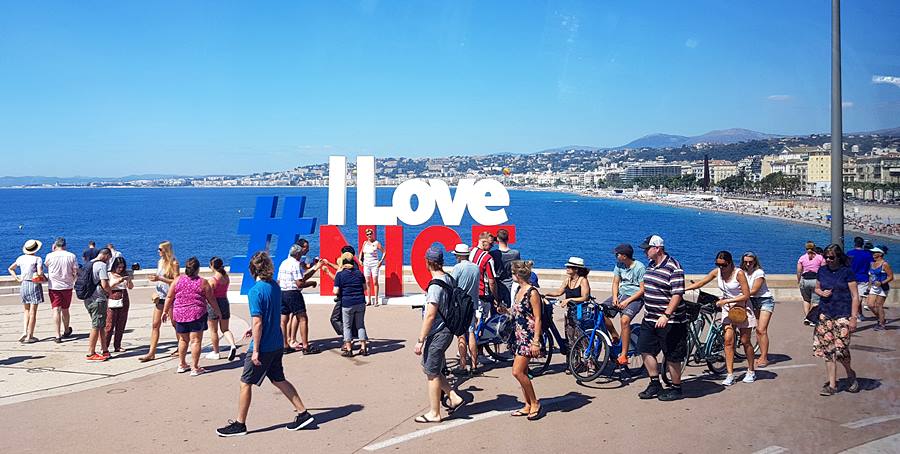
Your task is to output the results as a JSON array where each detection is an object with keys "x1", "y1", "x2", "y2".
[
  {"x1": 205, "y1": 358, "x2": 246, "y2": 373},
  {"x1": 763, "y1": 353, "x2": 792, "y2": 365},
  {"x1": 0, "y1": 355, "x2": 45, "y2": 366},
  {"x1": 852, "y1": 344, "x2": 895, "y2": 353},
  {"x1": 682, "y1": 378, "x2": 725, "y2": 398},
  {"x1": 247, "y1": 404, "x2": 365, "y2": 434},
  {"x1": 113, "y1": 341, "x2": 179, "y2": 359}
]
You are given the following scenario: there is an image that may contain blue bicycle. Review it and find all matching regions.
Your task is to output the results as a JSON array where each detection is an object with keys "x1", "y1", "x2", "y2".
[{"x1": 566, "y1": 300, "x2": 644, "y2": 382}]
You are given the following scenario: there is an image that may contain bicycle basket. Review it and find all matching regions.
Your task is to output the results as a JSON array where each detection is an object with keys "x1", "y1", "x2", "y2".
[
  {"x1": 696, "y1": 290, "x2": 718, "y2": 307},
  {"x1": 573, "y1": 303, "x2": 599, "y2": 330},
  {"x1": 684, "y1": 301, "x2": 702, "y2": 322}
]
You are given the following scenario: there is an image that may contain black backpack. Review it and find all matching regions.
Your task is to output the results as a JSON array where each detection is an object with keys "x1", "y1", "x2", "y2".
[
  {"x1": 75, "y1": 263, "x2": 99, "y2": 300},
  {"x1": 428, "y1": 276, "x2": 475, "y2": 337}
]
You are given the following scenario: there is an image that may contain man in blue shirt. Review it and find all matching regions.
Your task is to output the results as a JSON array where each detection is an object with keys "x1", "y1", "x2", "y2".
[
  {"x1": 217, "y1": 252, "x2": 315, "y2": 437},
  {"x1": 846, "y1": 237, "x2": 873, "y2": 313}
]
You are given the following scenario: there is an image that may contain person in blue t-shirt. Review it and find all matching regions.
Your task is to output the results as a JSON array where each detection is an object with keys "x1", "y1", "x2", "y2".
[
  {"x1": 813, "y1": 244, "x2": 861, "y2": 397},
  {"x1": 846, "y1": 237, "x2": 873, "y2": 312},
  {"x1": 217, "y1": 252, "x2": 315, "y2": 437}
]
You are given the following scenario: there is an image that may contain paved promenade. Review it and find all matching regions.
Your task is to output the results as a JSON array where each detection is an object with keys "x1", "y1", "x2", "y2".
[{"x1": 1, "y1": 285, "x2": 898, "y2": 453}]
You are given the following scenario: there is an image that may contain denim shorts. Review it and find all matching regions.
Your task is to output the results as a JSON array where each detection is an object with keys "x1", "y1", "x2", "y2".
[
  {"x1": 601, "y1": 295, "x2": 644, "y2": 320},
  {"x1": 750, "y1": 296, "x2": 775, "y2": 313}
]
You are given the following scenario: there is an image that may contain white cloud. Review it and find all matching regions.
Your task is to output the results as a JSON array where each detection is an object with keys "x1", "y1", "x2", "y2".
[
  {"x1": 842, "y1": 101, "x2": 854, "y2": 108},
  {"x1": 685, "y1": 38, "x2": 699, "y2": 48},
  {"x1": 767, "y1": 94, "x2": 793, "y2": 101},
  {"x1": 873, "y1": 75, "x2": 900, "y2": 88}
]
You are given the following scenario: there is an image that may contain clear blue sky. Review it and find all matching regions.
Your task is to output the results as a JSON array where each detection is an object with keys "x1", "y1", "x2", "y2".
[{"x1": 1, "y1": 1, "x2": 898, "y2": 177}]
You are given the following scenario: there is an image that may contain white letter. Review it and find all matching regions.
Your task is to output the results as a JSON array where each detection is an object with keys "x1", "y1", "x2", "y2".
[
  {"x1": 431, "y1": 179, "x2": 473, "y2": 226},
  {"x1": 328, "y1": 156, "x2": 347, "y2": 225},
  {"x1": 469, "y1": 179, "x2": 509, "y2": 225},
  {"x1": 392, "y1": 179, "x2": 436, "y2": 226},
  {"x1": 357, "y1": 156, "x2": 397, "y2": 225}
]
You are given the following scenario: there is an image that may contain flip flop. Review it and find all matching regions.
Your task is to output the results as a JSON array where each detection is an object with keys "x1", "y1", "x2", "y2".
[
  {"x1": 447, "y1": 397, "x2": 467, "y2": 415},
  {"x1": 510, "y1": 410, "x2": 529, "y2": 417},
  {"x1": 527, "y1": 405, "x2": 544, "y2": 421},
  {"x1": 414, "y1": 415, "x2": 442, "y2": 424}
]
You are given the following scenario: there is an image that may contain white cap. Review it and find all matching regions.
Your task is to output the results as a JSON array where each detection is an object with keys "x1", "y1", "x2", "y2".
[{"x1": 640, "y1": 235, "x2": 665, "y2": 249}]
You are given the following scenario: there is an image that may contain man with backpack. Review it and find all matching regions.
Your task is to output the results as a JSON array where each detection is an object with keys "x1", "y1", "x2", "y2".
[
  {"x1": 77, "y1": 248, "x2": 113, "y2": 361},
  {"x1": 413, "y1": 247, "x2": 467, "y2": 423}
]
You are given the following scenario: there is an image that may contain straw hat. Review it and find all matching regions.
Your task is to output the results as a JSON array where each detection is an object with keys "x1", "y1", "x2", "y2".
[
  {"x1": 22, "y1": 239, "x2": 42, "y2": 255},
  {"x1": 565, "y1": 256, "x2": 586, "y2": 268}
]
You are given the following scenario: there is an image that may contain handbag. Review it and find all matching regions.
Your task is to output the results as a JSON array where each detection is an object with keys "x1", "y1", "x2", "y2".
[
  {"x1": 727, "y1": 305, "x2": 748, "y2": 324},
  {"x1": 108, "y1": 289, "x2": 124, "y2": 309}
]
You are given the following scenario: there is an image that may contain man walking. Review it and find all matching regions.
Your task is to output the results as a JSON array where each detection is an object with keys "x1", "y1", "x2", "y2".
[
  {"x1": 450, "y1": 244, "x2": 481, "y2": 376},
  {"x1": 846, "y1": 236, "x2": 873, "y2": 314},
  {"x1": 414, "y1": 247, "x2": 465, "y2": 423},
  {"x1": 637, "y1": 235, "x2": 687, "y2": 401},
  {"x1": 277, "y1": 241, "x2": 320, "y2": 354},
  {"x1": 217, "y1": 251, "x2": 314, "y2": 437},
  {"x1": 82, "y1": 241, "x2": 99, "y2": 265},
  {"x1": 85, "y1": 248, "x2": 112, "y2": 361},
  {"x1": 45, "y1": 237, "x2": 79, "y2": 342}
]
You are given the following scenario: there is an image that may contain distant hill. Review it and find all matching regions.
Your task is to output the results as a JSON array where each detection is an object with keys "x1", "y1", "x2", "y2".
[
  {"x1": 0, "y1": 174, "x2": 189, "y2": 187},
  {"x1": 863, "y1": 126, "x2": 900, "y2": 137},
  {"x1": 622, "y1": 128, "x2": 781, "y2": 149}
]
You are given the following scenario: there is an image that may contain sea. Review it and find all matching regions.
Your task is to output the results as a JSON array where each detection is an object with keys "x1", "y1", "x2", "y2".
[{"x1": 1, "y1": 187, "x2": 896, "y2": 275}]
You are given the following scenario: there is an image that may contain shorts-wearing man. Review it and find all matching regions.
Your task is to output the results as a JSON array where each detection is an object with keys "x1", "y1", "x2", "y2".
[
  {"x1": 602, "y1": 243, "x2": 646, "y2": 366},
  {"x1": 84, "y1": 248, "x2": 112, "y2": 361},
  {"x1": 450, "y1": 243, "x2": 482, "y2": 376},
  {"x1": 45, "y1": 237, "x2": 79, "y2": 342},
  {"x1": 217, "y1": 251, "x2": 314, "y2": 437},
  {"x1": 277, "y1": 242, "x2": 319, "y2": 354}
]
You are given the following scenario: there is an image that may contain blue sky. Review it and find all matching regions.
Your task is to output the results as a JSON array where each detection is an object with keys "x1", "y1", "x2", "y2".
[{"x1": 1, "y1": 1, "x2": 899, "y2": 177}]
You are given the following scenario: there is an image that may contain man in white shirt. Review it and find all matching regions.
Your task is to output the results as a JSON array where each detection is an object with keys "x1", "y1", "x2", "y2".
[
  {"x1": 277, "y1": 242, "x2": 319, "y2": 354},
  {"x1": 45, "y1": 237, "x2": 79, "y2": 342},
  {"x1": 106, "y1": 243, "x2": 124, "y2": 271}
]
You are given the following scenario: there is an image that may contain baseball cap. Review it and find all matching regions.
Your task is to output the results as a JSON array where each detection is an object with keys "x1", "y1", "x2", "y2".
[
  {"x1": 425, "y1": 247, "x2": 444, "y2": 264},
  {"x1": 614, "y1": 243, "x2": 634, "y2": 258},
  {"x1": 640, "y1": 235, "x2": 664, "y2": 249}
]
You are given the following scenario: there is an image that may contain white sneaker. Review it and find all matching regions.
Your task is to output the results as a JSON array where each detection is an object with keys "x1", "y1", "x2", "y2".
[
  {"x1": 722, "y1": 374, "x2": 736, "y2": 386},
  {"x1": 742, "y1": 371, "x2": 756, "y2": 383},
  {"x1": 176, "y1": 366, "x2": 189, "y2": 374},
  {"x1": 205, "y1": 351, "x2": 220, "y2": 360}
]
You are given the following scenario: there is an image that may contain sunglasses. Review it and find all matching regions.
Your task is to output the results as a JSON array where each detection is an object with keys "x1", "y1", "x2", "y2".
[
  {"x1": 824, "y1": 255, "x2": 836, "y2": 260},
  {"x1": 158, "y1": 248, "x2": 162, "y2": 251},
  {"x1": 742, "y1": 260, "x2": 755, "y2": 264}
]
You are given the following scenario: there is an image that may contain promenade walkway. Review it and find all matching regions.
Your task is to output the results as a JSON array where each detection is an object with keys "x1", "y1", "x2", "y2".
[{"x1": 1, "y1": 278, "x2": 898, "y2": 453}]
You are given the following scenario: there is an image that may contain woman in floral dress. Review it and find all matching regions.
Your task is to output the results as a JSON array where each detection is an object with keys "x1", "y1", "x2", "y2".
[
  {"x1": 508, "y1": 260, "x2": 544, "y2": 421},
  {"x1": 813, "y1": 244, "x2": 861, "y2": 396}
]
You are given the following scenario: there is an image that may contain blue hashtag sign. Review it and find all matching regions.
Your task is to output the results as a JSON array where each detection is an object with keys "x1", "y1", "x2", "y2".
[{"x1": 231, "y1": 196, "x2": 318, "y2": 294}]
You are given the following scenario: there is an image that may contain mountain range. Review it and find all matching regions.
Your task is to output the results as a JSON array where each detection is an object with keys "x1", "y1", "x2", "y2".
[{"x1": 621, "y1": 128, "x2": 782, "y2": 149}]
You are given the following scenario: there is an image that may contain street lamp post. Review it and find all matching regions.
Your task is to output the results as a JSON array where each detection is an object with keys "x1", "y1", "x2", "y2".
[{"x1": 831, "y1": 0, "x2": 844, "y2": 246}]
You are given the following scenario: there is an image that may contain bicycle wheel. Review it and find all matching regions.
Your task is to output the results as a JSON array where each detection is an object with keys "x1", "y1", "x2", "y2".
[
  {"x1": 567, "y1": 331, "x2": 609, "y2": 382},
  {"x1": 484, "y1": 341, "x2": 514, "y2": 363},
  {"x1": 705, "y1": 327, "x2": 727, "y2": 375},
  {"x1": 661, "y1": 355, "x2": 688, "y2": 386},
  {"x1": 733, "y1": 336, "x2": 761, "y2": 361},
  {"x1": 528, "y1": 330, "x2": 553, "y2": 377}
]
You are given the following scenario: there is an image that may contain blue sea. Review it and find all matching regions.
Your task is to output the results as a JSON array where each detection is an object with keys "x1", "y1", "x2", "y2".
[{"x1": 1, "y1": 187, "x2": 895, "y2": 274}]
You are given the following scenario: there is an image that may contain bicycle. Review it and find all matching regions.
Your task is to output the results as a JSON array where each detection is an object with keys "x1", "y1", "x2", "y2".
[
  {"x1": 524, "y1": 297, "x2": 573, "y2": 377},
  {"x1": 566, "y1": 299, "x2": 645, "y2": 383}
]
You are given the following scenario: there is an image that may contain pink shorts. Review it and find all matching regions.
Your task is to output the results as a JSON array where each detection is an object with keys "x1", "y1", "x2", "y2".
[{"x1": 49, "y1": 289, "x2": 73, "y2": 309}]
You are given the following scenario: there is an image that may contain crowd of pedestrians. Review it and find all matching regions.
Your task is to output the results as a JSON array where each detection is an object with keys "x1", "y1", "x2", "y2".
[{"x1": 4, "y1": 228, "x2": 894, "y2": 436}]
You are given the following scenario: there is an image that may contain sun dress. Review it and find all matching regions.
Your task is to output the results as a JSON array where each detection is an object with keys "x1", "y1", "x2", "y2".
[{"x1": 509, "y1": 287, "x2": 537, "y2": 356}]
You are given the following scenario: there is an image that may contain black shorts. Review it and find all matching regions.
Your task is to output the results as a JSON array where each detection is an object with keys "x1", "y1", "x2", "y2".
[
  {"x1": 174, "y1": 314, "x2": 209, "y2": 334},
  {"x1": 240, "y1": 350, "x2": 286, "y2": 386},
  {"x1": 637, "y1": 320, "x2": 688, "y2": 363},
  {"x1": 281, "y1": 290, "x2": 306, "y2": 315}
]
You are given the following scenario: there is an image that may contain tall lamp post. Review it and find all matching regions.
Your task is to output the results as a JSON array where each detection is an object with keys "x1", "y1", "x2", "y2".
[{"x1": 830, "y1": 0, "x2": 844, "y2": 246}]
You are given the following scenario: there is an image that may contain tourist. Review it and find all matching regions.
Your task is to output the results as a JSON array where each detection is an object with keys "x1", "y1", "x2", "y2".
[
  {"x1": 206, "y1": 257, "x2": 239, "y2": 361},
  {"x1": 494, "y1": 228, "x2": 520, "y2": 308},
  {"x1": 797, "y1": 241, "x2": 825, "y2": 325},
  {"x1": 8, "y1": 239, "x2": 46, "y2": 344},
  {"x1": 292, "y1": 239, "x2": 321, "y2": 353},
  {"x1": 105, "y1": 257, "x2": 133, "y2": 353},
  {"x1": 105, "y1": 243, "x2": 124, "y2": 271},
  {"x1": 82, "y1": 240, "x2": 99, "y2": 265},
  {"x1": 687, "y1": 251, "x2": 756, "y2": 385},
  {"x1": 508, "y1": 260, "x2": 543, "y2": 420},
  {"x1": 741, "y1": 252, "x2": 775, "y2": 368},
  {"x1": 163, "y1": 256, "x2": 222, "y2": 376},
  {"x1": 44, "y1": 237, "x2": 78, "y2": 342},
  {"x1": 333, "y1": 252, "x2": 369, "y2": 357},
  {"x1": 471, "y1": 231, "x2": 499, "y2": 312},
  {"x1": 866, "y1": 246, "x2": 893, "y2": 331},
  {"x1": 84, "y1": 248, "x2": 112, "y2": 361},
  {"x1": 637, "y1": 235, "x2": 687, "y2": 401},
  {"x1": 140, "y1": 241, "x2": 179, "y2": 363},
  {"x1": 846, "y1": 237, "x2": 873, "y2": 315},
  {"x1": 544, "y1": 257, "x2": 592, "y2": 350},
  {"x1": 216, "y1": 251, "x2": 315, "y2": 437},
  {"x1": 449, "y1": 243, "x2": 482, "y2": 376},
  {"x1": 814, "y1": 244, "x2": 860, "y2": 396},
  {"x1": 604, "y1": 244, "x2": 645, "y2": 366},
  {"x1": 277, "y1": 244, "x2": 320, "y2": 354},
  {"x1": 359, "y1": 228, "x2": 385, "y2": 306},
  {"x1": 413, "y1": 246, "x2": 465, "y2": 423}
]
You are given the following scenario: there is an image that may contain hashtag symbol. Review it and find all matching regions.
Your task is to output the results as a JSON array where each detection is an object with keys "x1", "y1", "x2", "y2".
[{"x1": 231, "y1": 196, "x2": 317, "y2": 294}]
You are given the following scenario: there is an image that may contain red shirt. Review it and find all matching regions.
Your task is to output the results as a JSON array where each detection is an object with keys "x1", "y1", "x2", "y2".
[{"x1": 471, "y1": 248, "x2": 496, "y2": 297}]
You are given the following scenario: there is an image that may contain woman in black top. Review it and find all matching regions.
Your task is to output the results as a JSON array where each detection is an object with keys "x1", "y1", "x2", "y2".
[{"x1": 333, "y1": 252, "x2": 369, "y2": 357}]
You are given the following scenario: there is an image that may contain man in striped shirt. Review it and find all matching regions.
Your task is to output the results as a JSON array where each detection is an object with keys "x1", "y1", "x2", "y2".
[
  {"x1": 470, "y1": 232, "x2": 499, "y2": 312},
  {"x1": 637, "y1": 235, "x2": 687, "y2": 401}
]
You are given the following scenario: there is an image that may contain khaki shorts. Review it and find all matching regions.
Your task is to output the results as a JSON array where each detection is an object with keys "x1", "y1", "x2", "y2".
[{"x1": 84, "y1": 298, "x2": 108, "y2": 329}]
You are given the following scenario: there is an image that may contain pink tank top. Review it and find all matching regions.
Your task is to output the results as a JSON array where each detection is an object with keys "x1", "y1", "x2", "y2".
[
  {"x1": 212, "y1": 275, "x2": 229, "y2": 298},
  {"x1": 172, "y1": 276, "x2": 208, "y2": 323}
]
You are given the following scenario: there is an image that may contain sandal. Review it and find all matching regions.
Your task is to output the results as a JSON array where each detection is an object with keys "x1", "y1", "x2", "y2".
[
  {"x1": 304, "y1": 345, "x2": 321, "y2": 355},
  {"x1": 510, "y1": 409, "x2": 530, "y2": 417},
  {"x1": 341, "y1": 350, "x2": 353, "y2": 357},
  {"x1": 360, "y1": 348, "x2": 369, "y2": 357},
  {"x1": 447, "y1": 397, "x2": 467, "y2": 415},
  {"x1": 18, "y1": 335, "x2": 27, "y2": 343},
  {"x1": 846, "y1": 372, "x2": 860, "y2": 393},
  {"x1": 139, "y1": 355, "x2": 156, "y2": 363},
  {"x1": 414, "y1": 414, "x2": 442, "y2": 423},
  {"x1": 527, "y1": 404, "x2": 544, "y2": 421},
  {"x1": 820, "y1": 384, "x2": 837, "y2": 396}
]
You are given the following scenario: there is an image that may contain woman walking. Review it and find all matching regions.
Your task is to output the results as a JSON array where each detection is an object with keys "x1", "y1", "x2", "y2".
[
  {"x1": 797, "y1": 241, "x2": 825, "y2": 325},
  {"x1": 105, "y1": 257, "x2": 134, "y2": 353},
  {"x1": 163, "y1": 257, "x2": 222, "y2": 376},
  {"x1": 206, "y1": 257, "x2": 239, "y2": 361},
  {"x1": 140, "y1": 241, "x2": 179, "y2": 362},
  {"x1": 866, "y1": 247, "x2": 893, "y2": 331},
  {"x1": 8, "y1": 239, "x2": 46, "y2": 343},
  {"x1": 333, "y1": 253, "x2": 369, "y2": 356},
  {"x1": 814, "y1": 244, "x2": 860, "y2": 396},
  {"x1": 359, "y1": 228, "x2": 385, "y2": 306},
  {"x1": 687, "y1": 251, "x2": 756, "y2": 386},
  {"x1": 509, "y1": 260, "x2": 543, "y2": 420},
  {"x1": 742, "y1": 252, "x2": 775, "y2": 368}
]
